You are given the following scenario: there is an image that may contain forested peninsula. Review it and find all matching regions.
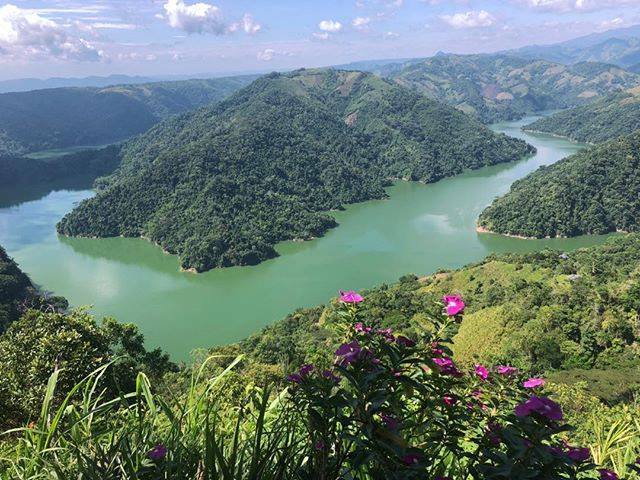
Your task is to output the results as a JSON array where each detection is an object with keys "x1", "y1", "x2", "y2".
[
  {"x1": 478, "y1": 131, "x2": 640, "y2": 238},
  {"x1": 523, "y1": 86, "x2": 640, "y2": 143},
  {"x1": 57, "y1": 69, "x2": 533, "y2": 272}
]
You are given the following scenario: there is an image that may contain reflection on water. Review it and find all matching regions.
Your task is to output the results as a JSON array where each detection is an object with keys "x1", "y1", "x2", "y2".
[{"x1": 0, "y1": 115, "x2": 616, "y2": 361}]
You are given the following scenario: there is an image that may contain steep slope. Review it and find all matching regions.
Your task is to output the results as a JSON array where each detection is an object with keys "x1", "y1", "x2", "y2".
[
  {"x1": 523, "y1": 86, "x2": 640, "y2": 143},
  {"x1": 478, "y1": 132, "x2": 640, "y2": 238},
  {"x1": 57, "y1": 69, "x2": 532, "y2": 272},
  {"x1": 385, "y1": 54, "x2": 639, "y2": 123},
  {"x1": 0, "y1": 75, "x2": 257, "y2": 156}
]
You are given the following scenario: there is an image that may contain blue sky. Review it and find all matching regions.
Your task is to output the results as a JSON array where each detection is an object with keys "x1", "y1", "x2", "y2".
[{"x1": 0, "y1": 0, "x2": 639, "y2": 79}]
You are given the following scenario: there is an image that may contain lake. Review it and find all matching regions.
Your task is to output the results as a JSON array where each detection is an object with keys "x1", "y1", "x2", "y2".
[{"x1": 0, "y1": 115, "x2": 613, "y2": 361}]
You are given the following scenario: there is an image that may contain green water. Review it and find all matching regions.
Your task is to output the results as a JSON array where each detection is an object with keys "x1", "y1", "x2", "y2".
[{"x1": 0, "y1": 115, "x2": 613, "y2": 361}]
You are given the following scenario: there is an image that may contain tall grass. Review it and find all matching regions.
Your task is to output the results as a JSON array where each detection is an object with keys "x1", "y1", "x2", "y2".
[{"x1": 0, "y1": 356, "x2": 306, "y2": 479}]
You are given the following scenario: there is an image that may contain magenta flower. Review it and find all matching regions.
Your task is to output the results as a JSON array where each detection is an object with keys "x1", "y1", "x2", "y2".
[
  {"x1": 147, "y1": 444, "x2": 167, "y2": 461},
  {"x1": 515, "y1": 396, "x2": 563, "y2": 422},
  {"x1": 335, "y1": 341, "x2": 363, "y2": 366},
  {"x1": 432, "y1": 357, "x2": 462, "y2": 377},
  {"x1": 567, "y1": 446, "x2": 590, "y2": 462},
  {"x1": 339, "y1": 290, "x2": 364, "y2": 303},
  {"x1": 354, "y1": 322, "x2": 372, "y2": 333},
  {"x1": 523, "y1": 378, "x2": 545, "y2": 389},
  {"x1": 314, "y1": 440, "x2": 325, "y2": 451},
  {"x1": 287, "y1": 373, "x2": 303, "y2": 384},
  {"x1": 443, "y1": 295, "x2": 465, "y2": 316},
  {"x1": 443, "y1": 395, "x2": 456, "y2": 406},
  {"x1": 299, "y1": 364, "x2": 314, "y2": 376},
  {"x1": 598, "y1": 470, "x2": 619, "y2": 480},
  {"x1": 496, "y1": 365, "x2": 518, "y2": 376},
  {"x1": 381, "y1": 413, "x2": 399, "y2": 430},
  {"x1": 377, "y1": 327, "x2": 395, "y2": 342},
  {"x1": 474, "y1": 364, "x2": 489, "y2": 381}
]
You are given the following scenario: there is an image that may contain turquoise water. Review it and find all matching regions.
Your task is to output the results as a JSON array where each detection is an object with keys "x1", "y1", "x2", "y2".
[{"x1": 0, "y1": 115, "x2": 612, "y2": 361}]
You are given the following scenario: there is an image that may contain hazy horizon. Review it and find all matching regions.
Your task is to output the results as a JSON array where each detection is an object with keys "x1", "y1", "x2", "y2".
[{"x1": 0, "y1": 0, "x2": 639, "y2": 81}]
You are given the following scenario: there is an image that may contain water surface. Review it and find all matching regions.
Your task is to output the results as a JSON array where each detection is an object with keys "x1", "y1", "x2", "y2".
[{"x1": 0, "y1": 115, "x2": 612, "y2": 360}]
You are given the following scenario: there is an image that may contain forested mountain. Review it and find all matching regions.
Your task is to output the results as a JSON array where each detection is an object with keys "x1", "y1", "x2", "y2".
[
  {"x1": 509, "y1": 25, "x2": 640, "y2": 68},
  {"x1": 477, "y1": 131, "x2": 640, "y2": 238},
  {"x1": 0, "y1": 75, "x2": 257, "y2": 156},
  {"x1": 57, "y1": 68, "x2": 532, "y2": 272},
  {"x1": 382, "y1": 54, "x2": 639, "y2": 123},
  {"x1": 523, "y1": 86, "x2": 640, "y2": 143},
  {"x1": 0, "y1": 146, "x2": 122, "y2": 186}
]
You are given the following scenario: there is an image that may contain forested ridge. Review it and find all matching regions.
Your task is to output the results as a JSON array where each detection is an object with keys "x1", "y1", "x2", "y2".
[
  {"x1": 379, "y1": 54, "x2": 640, "y2": 123},
  {"x1": 57, "y1": 68, "x2": 533, "y2": 272},
  {"x1": 523, "y1": 86, "x2": 640, "y2": 143},
  {"x1": 478, "y1": 131, "x2": 640, "y2": 238},
  {"x1": 0, "y1": 75, "x2": 257, "y2": 156},
  {"x1": 0, "y1": 145, "x2": 122, "y2": 186}
]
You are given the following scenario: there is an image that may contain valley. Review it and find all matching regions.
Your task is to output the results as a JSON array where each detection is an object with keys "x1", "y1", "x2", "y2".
[{"x1": 0, "y1": 115, "x2": 612, "y2": 360}]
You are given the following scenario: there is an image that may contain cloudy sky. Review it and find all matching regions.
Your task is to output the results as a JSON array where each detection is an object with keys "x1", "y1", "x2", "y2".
[{"x1": 0, "y1": 0, "x2": 639, "y2": 79}]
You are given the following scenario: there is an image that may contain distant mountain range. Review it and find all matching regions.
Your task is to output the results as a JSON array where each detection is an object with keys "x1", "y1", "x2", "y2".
[
  {"x1": 0, "y1": 75, "x2": 258, "y2": 156},
  {"x1": 508, "y1": 24, "x2": 640, "y2": 69}
]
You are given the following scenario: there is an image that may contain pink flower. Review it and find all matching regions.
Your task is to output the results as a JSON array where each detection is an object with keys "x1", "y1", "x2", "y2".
[
  {"x1": 523, "y1": 378, "x2": 545, "y2": 389},
  {"x1": 376, "y1": 327, "x2": 395, "y2": 342},
  {"x1": 354, "y1": 322, "x2": 372, "y2": 333},
  {"x1": 496, "y1": 365, "x2": 518, "y2": 376},
  {"x1": 474, "y1": 364, "x2": 489, "y2": 381},
  {"x1": 335, "y1": 341, "x2": 362, "y2": 365},
  {"x1": 148, "y1": 444, "x2": 167, "y2": 461},
  {"x1": 567, "y1": 446, "x2": 590, "y2": 462},
  {"x1": 443, "y1": 395, "x2": 456, "y2": 406},
  {"x1": 598, "y1": 470, "x2": 619, "y2": 480},
  {"x1": 443, "y1": 295, "x2": 465, "y2": 316},
  {"x1": 432, "y1": 357, "x2": 462, "y2": 377},
  {"x1": 339, "y1": 290, "x2": 364, "y2": 303},
  {"x1": 515, "y1": 396, "x2": 563, "y2": 422}
]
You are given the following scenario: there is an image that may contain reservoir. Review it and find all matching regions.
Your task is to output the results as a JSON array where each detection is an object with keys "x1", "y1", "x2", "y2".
[{"x1": 0, "y1": 115, "x2": 612, "y2": 360}]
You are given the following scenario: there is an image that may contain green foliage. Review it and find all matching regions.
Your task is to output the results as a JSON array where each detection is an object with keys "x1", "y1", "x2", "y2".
[
  {"x1": 383, "y1": 55, "x2": 640, "y2": 123},
  {"x1": 478, "y1": 131, "x2": 640, "y2": 238},
  {"x1": 524, "y1": 87, "x2": 640, "y2": 143},
  {"x1": 57, "y1": 68, "x2": 532, "y2": 272},
  {"x1": 0, "y1": 308, "x2": 175, "y2": 430},
  {"x1": 0, "y1": 145, "x2": 122, "y2": 186},
  {"x1": 0, "y1": 75, "x2": 257, "y2": 155}
]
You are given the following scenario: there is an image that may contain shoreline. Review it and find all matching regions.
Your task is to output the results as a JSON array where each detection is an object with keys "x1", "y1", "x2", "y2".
[{"x1": 475, "y1": 224, "x2": 543, "y2": 240}]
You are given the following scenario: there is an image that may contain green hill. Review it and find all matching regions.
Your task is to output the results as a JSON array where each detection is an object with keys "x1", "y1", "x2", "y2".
[
  {"x1": 384, "y1": 54, "x2": 639, "y2": 123},
  {"x1": 478, "y1": 131, "x2": 640, "y2": 238},
  {"x1": 57, "y1": 69, "x2": 533, "y2": 272},
  {"x1": 0, "y1": 146, "x2": 122, "y2": 186},
  {"x1": 523, "y1": 86, "x2": 640, "y2": 143},
  {"x1": 0, "y1": 75, "x2": 257, "y2": 156}
]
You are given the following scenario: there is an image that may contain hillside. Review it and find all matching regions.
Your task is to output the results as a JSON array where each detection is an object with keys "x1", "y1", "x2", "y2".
[
  {"x1": 477, "y1": 131, "x2": 640, "y2": 238},
  {"x1": 523, "y1": 86, "x2": 640, "y2": 143},
  {"x1": 57, "y1": 69, "x2": 533, "y2": 272},
  {"x1": 236, "y1": 234, "x2": 640, "y2": 383},
  {"x1": 384, "y1": 54, "x2": 639, "y2": 123},
  {"x1": 0, "y1": 75, "x2": 257, "y2": 156},
  {"x1": 0, "y1": 146, "x2": 122, "y2": 186}
]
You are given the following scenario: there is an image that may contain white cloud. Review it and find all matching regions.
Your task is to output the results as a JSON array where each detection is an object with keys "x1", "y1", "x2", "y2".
[
  {"x1": 312, "y1": 32, "x2": 330, "y2": 40},
  {"x1": 352, "y1": 16, "x2": 371, "y2": 29},
  {"x1": 599, "y1": 16, "x2": 627, "y2": 30},
  {"x1": 91, "y1": 22, "x2": 138, "y2": 30},
  {"x1": 163, "y1": 0, "x2": 225, "y2": 34},
  {"x1": 519, "y1": 0, "x2": 640, "y2": 12},
  {"x1": 256, "y1": 48, "x2": 292, "y2": 61},
  {"x1": 319, "y1": 19, "x2": 343, "y2": 32},
  {"x1": 0, "y1": 4, "x2": 102, "y2": 61},
  {"x1": 229, "y1": 13, "x2": 261, "y2": 35},
  {"x1": 441, "y1": 10, "x2": 496, "y2": 28}
]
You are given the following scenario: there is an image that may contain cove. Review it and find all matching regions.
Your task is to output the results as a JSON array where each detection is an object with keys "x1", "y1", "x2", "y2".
[{"x1": 0, "y1": 115, "x2": 614, "y2": 361}]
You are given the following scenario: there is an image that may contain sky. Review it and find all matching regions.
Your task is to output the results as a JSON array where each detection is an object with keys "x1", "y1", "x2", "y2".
[{"x1": 0, "y1": 0, "x2": 639, "y2": 80}]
